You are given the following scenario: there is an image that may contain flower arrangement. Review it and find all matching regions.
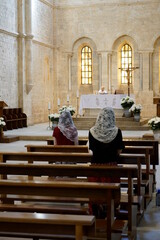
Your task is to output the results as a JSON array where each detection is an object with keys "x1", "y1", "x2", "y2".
[
  {"x1": 48, "y1": 113, "x2": 60, "y2": 122},
  {"x1": 129, "y1": 104, "x2": 142, "y2": 114},
  {"x1": 148, "y1": 117, "x2": 160, "y2": 131},
  {"x1": 59, "y1": 105, "x2": 75, "y2": 116},
  {"x1": 121, "y1": 96, "x2": 134, "y2": 109},
  {"x1": 0, "y1": 117, "x2": 6, "y2": 129}
]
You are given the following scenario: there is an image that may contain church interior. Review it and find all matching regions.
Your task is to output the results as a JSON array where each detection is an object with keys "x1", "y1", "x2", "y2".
[{"x1": 0, "y1": 0, "x2": 160, "y2": 239}]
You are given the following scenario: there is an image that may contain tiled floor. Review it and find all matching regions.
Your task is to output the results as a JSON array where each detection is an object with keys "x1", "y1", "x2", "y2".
[{"x1": 0, "y1": 123, "x2": 160, "y2": 240}]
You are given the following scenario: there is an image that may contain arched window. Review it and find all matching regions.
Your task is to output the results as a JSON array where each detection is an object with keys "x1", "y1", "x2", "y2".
[
  {"x1": 81, "y1": 46, "x2": 92, "y2": 84},
  {"x1": 121, "y1": 44, "x2": 132, "y2": 84}
]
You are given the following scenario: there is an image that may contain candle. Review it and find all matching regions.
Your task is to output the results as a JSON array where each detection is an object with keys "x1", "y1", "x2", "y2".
[
  {"x1": 57, "y1": 98, "x2": 60, "y2": 106},
  {"x1": 48, "y1": 102, "x2": 51, "y2": 110},
  {"x1": 76, "y1": 90, "x2": 79, "y2": 98},
  {"x1": 67, "y1": 95, "x2": 69, "y2": 102}
]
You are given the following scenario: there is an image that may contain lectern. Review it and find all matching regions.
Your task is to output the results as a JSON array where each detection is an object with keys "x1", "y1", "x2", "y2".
[
  {"x1": 0, "y1": 101, "x2": 8, "y2": 143},
  {"x1": 153, "y1": 97, "x2": 160, "y2": 117}
]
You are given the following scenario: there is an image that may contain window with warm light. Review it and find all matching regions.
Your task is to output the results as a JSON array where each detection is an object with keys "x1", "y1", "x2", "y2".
[
  {"x1": 121, "y1": 44, "x2": 132, "y2": 84},
  {"x1": 81, "y1": 46, "x2": 92, "y2": 84}
]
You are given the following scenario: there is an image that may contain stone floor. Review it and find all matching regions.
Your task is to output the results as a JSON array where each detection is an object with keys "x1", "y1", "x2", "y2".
[{"x1": 0, "y1": 123, "x2": 160, "y2": 240}]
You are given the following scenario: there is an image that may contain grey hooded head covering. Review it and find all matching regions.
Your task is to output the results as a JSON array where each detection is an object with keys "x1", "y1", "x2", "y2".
[
  {"x1": 58, "y1": 110, "x2": 78, "y2": 144},
  {"x1": 90, "y1": 107, "x2": 118, "y2": 143}
]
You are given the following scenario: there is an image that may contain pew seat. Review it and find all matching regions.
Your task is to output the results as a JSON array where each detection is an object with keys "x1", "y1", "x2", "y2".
[{"x1": 0, "y1": 212, "x2": 95, "y2": 240}]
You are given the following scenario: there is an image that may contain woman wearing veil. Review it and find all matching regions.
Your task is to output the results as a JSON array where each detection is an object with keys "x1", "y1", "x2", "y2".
[
  {"x1": 53, "y1": 110, "x2": 78, "y2": 145},
  {"x1": 88, "y1": 107, "x2": 124, "y2": 218}
]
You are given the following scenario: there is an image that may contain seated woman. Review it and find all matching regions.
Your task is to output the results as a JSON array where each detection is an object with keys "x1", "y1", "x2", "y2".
[
  {"x1": 88, "y1": 107, "x2": 124, "y2": 218},
  {"x1": 53, "y1": 110, "x2": 78, "y2": 145}
]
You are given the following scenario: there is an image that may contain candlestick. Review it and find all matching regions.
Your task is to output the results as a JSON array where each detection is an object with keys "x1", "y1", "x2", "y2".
[
  {"x1": 47, "y1": 109, "x2": 52, "y2": 130},
  {"x1": 57, "y1": 98, "x2": 60, "y2": 106},
  {"x1": 76, "y1": 97, "x2": 79, "y2": 118},
  {"x1": 48, "y1": 102, "x2": 51, "y2": 110},
  {"x1": 76, "y1": 90, "x2": 79, "y2": 98},
  {"x1": 67, "y1": 95, "x2": 69, "y2": 102}
]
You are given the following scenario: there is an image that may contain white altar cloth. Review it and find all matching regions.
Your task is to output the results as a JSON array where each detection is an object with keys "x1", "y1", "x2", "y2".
[{"x1": 79, "y1": 94, "x2": 128, "y2": 115}]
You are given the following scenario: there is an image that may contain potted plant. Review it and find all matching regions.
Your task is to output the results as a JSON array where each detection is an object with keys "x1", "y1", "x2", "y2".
[
  {"x1": 59, "y1": 105, "x2": 75, "y2": 116},
  {"x1": 48, "y1": 113, "x2": 60, "y2": 130},
  {"x1": 48, "y1": 113, "x2": 60, "y2": 123},
  {"x1": 148, "y1": 117, "x2": 160, "y2": 141},
  {"x1": 0, "y1": 117, "x2": 6, "y2": 142},
  {"x1": 129, "y1": 104, "x2": 142, "y2": 122},
  {"x1": 120, "y1": 96, "x2": 134, "y2": 117}
]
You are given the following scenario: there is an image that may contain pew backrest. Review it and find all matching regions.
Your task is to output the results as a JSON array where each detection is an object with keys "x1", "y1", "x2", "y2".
[
  {"x1": 25, "y1": 144, "x2": 89, "y2": 153},
  {"x1": 0, "y1": 179, "x2": 120, "y2": 240}
]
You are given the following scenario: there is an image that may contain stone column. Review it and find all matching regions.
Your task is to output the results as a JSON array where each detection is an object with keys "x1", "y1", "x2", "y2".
[
  {"x1": 68, "y1": 54, "x2": 72, "y2": 91},
  {"x1": 108, "y1": 53, "x2": 112, "y2": 93},
  {"x1": 142, "y1": 51, "x2": 150, "y2": 91},
  {"x1": 25, "y1": 0, "x2": 34, "y2": 94},
  {"x1": 98, "y1": 53, "x2": 102, "y2": 90},
  {"x1": 101, "y1": 52, "x2": 108, "y2": 91},
  {"x1": 18, "y1": 0, "x2": 25, "y2": 107},
  {"x1": 149, "y1": 52, "x2": 153, "y2": 91},
  {"x1": 139, "y1": 52, "x2": 143, "y2": 91}
]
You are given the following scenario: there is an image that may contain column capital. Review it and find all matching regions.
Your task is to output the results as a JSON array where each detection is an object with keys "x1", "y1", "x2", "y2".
[
  {"x1": 18, "y1": 33, "x2": 26, "y2": 38},
  {"x1": 25, "y1": 34, "x2": 34, "y2": 40}
]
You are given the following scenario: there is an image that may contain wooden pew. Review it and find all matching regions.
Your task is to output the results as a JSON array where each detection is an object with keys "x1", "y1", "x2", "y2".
[
  {"x1": 25, "y1": 144, "x2": 89, "y2": 153},
  {"x1": 119, "y1": 153, "x2": 146, "y2": 223},
  {"x1": 24, "y1": 144, "x2": 152, "y2": 207},
  {"x1": 0, "y1": 151, "x2": 92, "y2": 164},
  {"x1": 122, "y1": 146, "x2": 154, "y2": 208},
  {"x1": 123, "y1": 139, "x2": 159, "y2": 191},
  {"x1": 2, "y1": 108, "x2": 27, "y2": 130},
  {"x1": 0, "y1": 163, "x2": 137, "y2": 239},
  {"x1": 0, "y1": 179, "x2": 120, "y2": 240},
  {"x1": 46, "y1": 137, "x2": 88, "y2": 146},
  {"x1": 0, "y1": 151, "x2": 145, "y2": 224}
]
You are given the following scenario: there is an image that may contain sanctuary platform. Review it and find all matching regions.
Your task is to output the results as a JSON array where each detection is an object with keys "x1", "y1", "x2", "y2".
[{"x1": 73, "y1": 116, "x2": 149, "y2": 131}]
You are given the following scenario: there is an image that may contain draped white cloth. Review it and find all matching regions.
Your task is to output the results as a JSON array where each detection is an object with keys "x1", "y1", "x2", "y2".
[{"x1": 79, "y1": 94, "x2": 127, "y2": 115}]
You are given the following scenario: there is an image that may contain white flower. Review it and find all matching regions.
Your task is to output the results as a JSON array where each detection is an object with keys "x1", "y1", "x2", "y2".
[
  {"x1": 59, "y1": 105, "x2": 75, "y2": 116},
  {"x1": 0, "y1": 118, "x2": 6, "y2": 128},
  {"x1": 121, "y1": 96, "x2": 135, "y2": 109},
  {"x1": 148, "y1": 117, "x2": 160, "y2": 130},
  {"x1": 48, "y1": 113, "x2": 60, "y2": 122},
  {"x1": 129, "y1": 104, "x2": 142, "y2": 113}
]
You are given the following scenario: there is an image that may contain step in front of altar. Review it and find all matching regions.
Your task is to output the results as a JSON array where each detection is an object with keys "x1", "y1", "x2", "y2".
[
  {"x1": 82, "y1": 108, "x2": 123, "y2": 117},
  {"x1": 73, "y1": 117, "x2": 149, "y2": 131}
]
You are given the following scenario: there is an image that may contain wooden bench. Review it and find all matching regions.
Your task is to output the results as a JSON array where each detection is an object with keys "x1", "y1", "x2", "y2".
[
  {"x1": 0, "y1": 151, "x2": 145, "y2": 225},
  {"x1": 0, "y1": 163, "x2": 138, "y2": 239},
  {"x1": 0, "y1": 179, "x2": 120, "y2": 240},
  {"x1": 25, "y1": 144, "x2": 90, "y2": 153},
  {"x1": 46, "y1": 137, "x2": 88, "y2": 146},
  {"x1": 0, "y1": 212, "x2": 95, "y2": 240},
  {"x1": 119, "y1": 153, "x2": 146, "y2": 223},
  {"x1": 123, "y1": 139, "x2": 159, "y2": 191},
  {"x1": 0, "y1": 151, "x2": 92, "y2": 164},
  {"x1": 3, "y1": 108, "x2": 27, "y2": 130},
  {"x1": 122, "y1": 146, "x2": 154, "y2": 208}
]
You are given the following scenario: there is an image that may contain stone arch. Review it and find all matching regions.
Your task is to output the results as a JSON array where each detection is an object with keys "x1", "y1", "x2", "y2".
[
  {"x1": 71, "y1": 37, "x2": 99, "y2": 96},
  {"x1": 153, "y1": 36, "x2": 160, "y2": 94},
  {"x1": 111, "y1": 35, "x2": 139, "y2": 95}
]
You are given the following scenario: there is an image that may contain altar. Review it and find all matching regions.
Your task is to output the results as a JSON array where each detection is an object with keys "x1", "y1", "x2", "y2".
[{"x1": 79, "y1": 94, "x2": 128, "y2": 116}]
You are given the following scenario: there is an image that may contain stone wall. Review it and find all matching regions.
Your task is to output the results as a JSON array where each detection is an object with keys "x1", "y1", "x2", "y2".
[
  {"x1": 54, "y1": 0, "x2": 160, "y2": 118},
  {"x1": 0, "y1": 0, "x2": 18, "y2": 107},
  {"x1": 0, "y1": 0, "x2": 55, "y2": 124},
  {"x1": 0, "y1": 0, "x2": 160, "y2": 125}
]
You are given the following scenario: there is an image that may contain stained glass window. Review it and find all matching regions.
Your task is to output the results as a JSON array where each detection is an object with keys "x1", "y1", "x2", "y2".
[
  {"x1": 81, "y1": 46, "x2": 92, "y2": 84},
  {"x1": 121, "y1": 44, "x2": 132, "y2": 84}
]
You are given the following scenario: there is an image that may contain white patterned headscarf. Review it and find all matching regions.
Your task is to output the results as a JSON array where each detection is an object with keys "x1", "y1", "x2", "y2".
[
  {"x1": 90, "y1": 107, "x2": 118, "y2": 143},
  {"x1": 58, "y1": 110, "x2": 78, "y2": 144}
]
